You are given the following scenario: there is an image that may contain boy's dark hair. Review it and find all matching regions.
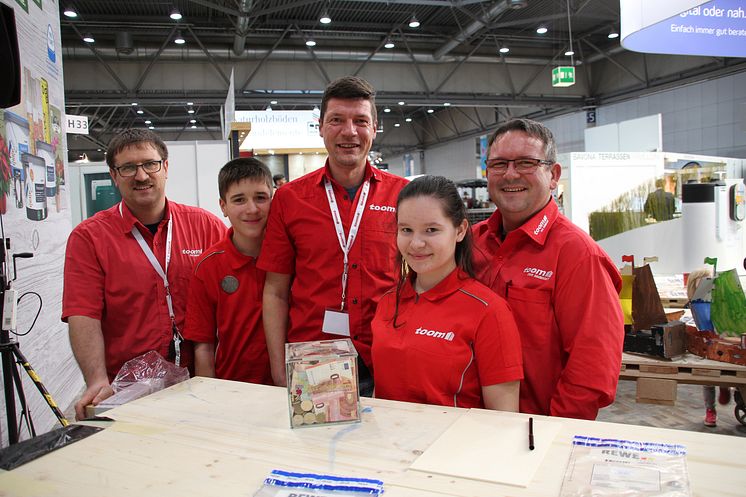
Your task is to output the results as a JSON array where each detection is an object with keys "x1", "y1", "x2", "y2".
[
  {"x1": 320, "y1": 76, "x2": 377, "y2": 125},
  {"x1": 272, "y1": 173, "x2": 286, "y2": 185},
  {"x1": 218, "y1": 157, "x2": 273, "y2": 200},
  {"x1": 488, "y1": 118, "x2": 557, "y2": 163},
  {"x1": 391, "y1": 175, "x2": 474, "y2": 327},
  {"x1": 106, "y1": 129, "x2": 168, "y2": 168}
]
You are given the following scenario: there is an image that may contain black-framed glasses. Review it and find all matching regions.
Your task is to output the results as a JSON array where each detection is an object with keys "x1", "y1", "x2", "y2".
[
  {"x1": 485, "y1": 158, "x2": 553, "y2": 175},
  {"x1": 113, "y1": 159, "x2": 163, "y2": 177}
]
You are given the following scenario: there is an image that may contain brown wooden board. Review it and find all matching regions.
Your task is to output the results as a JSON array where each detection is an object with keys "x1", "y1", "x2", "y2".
[{"x1": 632, "y1": 264, "x2": 668, "y2": 331}]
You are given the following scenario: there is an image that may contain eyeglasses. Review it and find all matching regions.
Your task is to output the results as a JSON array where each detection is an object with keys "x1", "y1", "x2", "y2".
[
  {"x1": 113, "y1": 159, "x2": 163, "y2": 177},
  {"x1": 485, "y1": 158, "x2": 553, "y2": 175}
]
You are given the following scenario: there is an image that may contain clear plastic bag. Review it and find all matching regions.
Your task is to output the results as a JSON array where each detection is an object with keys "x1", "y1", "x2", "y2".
[
  {"x1": 560, "y1": 436, "x2": 691, "y2": 497},
  {"x1": 253, "y1": 470, "x2": 384, "y2": 497},
  {"x1": 89, "y1": 351, "x2": 189, "y2": 415},
  {"x1": 111, "y1": 350, "x2": 190, "y2": 391}
]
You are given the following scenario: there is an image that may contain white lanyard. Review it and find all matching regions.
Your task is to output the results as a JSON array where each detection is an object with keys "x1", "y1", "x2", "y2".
[
  {"x1": 120, "y1": 203, "x2": 182, "y2": 366},
  {"x1": 324, "y1": 176, "x2": 370, "y2": 311}
]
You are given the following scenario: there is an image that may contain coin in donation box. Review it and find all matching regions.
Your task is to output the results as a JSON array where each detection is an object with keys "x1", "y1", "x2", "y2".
[{"x1": 221, "y1": 275, "x2": 239, "y2": 294}]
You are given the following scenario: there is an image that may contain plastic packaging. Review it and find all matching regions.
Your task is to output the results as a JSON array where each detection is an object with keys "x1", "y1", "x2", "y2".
[
  {"x1": 253, "y1": 470, "x2": 384, "y2": 497},
  {"x1": 0, "y1": 425, "x2": 103, "y2": 470},
  {"x1": 560, "y1": 436, "x2": 691, "y2": 497},
  {"x1": 111, "y1": 350, "x2": 189, "y2": 390},
  {"x1": 87, "y1": 351, "x2": 189, "y2": 416}
]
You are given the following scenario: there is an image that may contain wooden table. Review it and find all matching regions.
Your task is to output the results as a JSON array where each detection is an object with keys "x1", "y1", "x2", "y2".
[
  {"x1": 1, "y1": 377, "x2": 745, "y2": 496},
  {"x1": 621, "y1": 352, "x2": 746, "y2": 405}
]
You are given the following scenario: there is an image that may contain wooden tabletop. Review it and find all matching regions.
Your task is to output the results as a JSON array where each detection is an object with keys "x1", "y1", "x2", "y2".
[{"x1": 1, "y1": 377, "x2": 745, "y2": 496}]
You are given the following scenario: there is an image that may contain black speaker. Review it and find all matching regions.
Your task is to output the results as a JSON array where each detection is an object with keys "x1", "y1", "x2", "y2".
[{"x1": 0, "y1": 4, "x2": 22, "y2": 109}]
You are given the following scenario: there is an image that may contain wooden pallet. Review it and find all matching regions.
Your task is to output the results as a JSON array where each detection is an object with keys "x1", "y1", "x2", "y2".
[{"x1": 620, "y1": 352, "x2": 746, "y2": 405}]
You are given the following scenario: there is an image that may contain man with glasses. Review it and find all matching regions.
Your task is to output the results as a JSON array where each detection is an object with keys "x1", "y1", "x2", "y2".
[
  {"x1": 472, "y1": 118, "x2": 623, "y2": 420},
  {"x1": 62, "y1": 129, "x2": 225, "y2": 420}
]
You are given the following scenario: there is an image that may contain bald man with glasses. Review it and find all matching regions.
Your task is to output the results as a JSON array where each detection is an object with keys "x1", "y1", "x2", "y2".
[
  {"x1": 62, "y1": 129, "x2": 225, "y2": 420},
  {"x1": 472, "y1": 118, "x2": 624, "y2": 421}
]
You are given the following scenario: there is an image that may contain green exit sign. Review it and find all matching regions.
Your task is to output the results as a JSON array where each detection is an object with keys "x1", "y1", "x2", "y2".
[{"x1": 552, "y1": 66, "x2": 575, "y2": 87}]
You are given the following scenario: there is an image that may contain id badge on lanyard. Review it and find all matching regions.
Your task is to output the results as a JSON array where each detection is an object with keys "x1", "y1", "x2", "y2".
[
  {"x1": 126, "y1": 204, "x2": 184, "y2": 365},
  {"x1": 321, "y1": 177, "x2": 370, "y2": 337}
]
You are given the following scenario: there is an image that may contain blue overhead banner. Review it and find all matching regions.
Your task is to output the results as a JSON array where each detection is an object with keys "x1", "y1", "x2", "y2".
[{"x1": 621, "y1": 0, "x2": 746, "y2": 58}]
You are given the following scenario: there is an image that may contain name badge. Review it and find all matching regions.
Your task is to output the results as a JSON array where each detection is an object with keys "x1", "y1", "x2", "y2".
[{"x1": 322, "y1": 308, "x2": 350, "y2": 337}]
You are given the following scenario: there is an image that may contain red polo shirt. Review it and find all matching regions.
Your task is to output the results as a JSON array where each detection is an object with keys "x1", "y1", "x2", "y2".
[
  {"x1": 62, "y1": 200, "x2": 226, "y2": 381},
  {"x1": 182, "y1": 228, "x2": 271, "y2": 384},
  {"x1": 371, "y1": 268, "x2": 523, "y2": 408},
  {"x1": 472, "y1": 200, "x2": 624, "y2": 420},
  {"x1": 257, "y1": 162, "x2": 408, "y2": 368}
]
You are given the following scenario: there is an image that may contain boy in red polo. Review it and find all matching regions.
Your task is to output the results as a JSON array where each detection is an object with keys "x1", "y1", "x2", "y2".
[{"x1": 182, "y1": 158, "x2": 274, "y2": 384}]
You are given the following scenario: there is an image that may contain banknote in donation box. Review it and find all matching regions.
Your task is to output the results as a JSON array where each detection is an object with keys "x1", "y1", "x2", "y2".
[{"x1": 285, "y1": 339, "x2": 360, "y2": 428}]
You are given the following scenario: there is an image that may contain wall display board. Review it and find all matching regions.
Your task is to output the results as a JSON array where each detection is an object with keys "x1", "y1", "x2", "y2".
[
  {"x1": 0, "y1": 0, "x2": 80, "y2": 446},
  {"x1": 621, "y1": 0, "x2": 746, "y2": 58},
  {"x1": 235, "y1": 110, "x2": 324, "y2": 153}
]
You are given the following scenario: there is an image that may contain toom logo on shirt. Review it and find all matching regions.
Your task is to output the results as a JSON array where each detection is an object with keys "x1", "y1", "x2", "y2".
[
  {"x1": 533, "y1": 215, "x2": 549, "y2": 235},
  {"x1": 523, "y1": 267, "x2": 553, "y2": 281},
  {"x1": 415, "y1": 327, "x2": 455, "y2": 341},
  {"x1": 369, "y1": 204, "x2": 396, "y2": 213},
  {"x1": 182, "y1": 248, "x2": 203, "y2": 257}
]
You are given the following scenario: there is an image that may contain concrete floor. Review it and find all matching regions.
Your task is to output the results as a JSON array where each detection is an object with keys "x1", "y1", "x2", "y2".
[{"x1": 597, "y1": 380, "x2": 746, "y2": 437}]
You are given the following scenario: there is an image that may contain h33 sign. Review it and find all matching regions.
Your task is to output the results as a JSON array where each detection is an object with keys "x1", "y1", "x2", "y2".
[{"x1": 65, "y1": 114, "x2": 89, "y2": 135}]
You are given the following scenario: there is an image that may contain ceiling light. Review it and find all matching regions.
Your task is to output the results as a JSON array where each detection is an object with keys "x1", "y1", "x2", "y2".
[
  {"x1": 136, "y1": 109, "x2": 144, "y2": 114},
  {"x1": 394, "y1": 123, "x2": 401, "y2": 127},
  {"x1": 187, "y1": 101, "x2": 194, "y2": 106},
  {"x1": 499, "y1": 46, "x2": 510, "y2": 54},
  {"x1": 148, "y1": 126, "x2": 155, "y2": 129},
  {"x1": 565, "y1": 49, "x2": 575, "y2": 56},
  {"x1": 306, "y1": 39, "x2": 317, "y2": 47},
  {"x1": 536, "y1": 25, "x2": 548, "y2": 35},
  {"x1": 405, "y1": 117, "x2": 412, "y2": 122},
  {"x1": 169, "y1": 8, "x2": 182, "y2": 21},
  {"x1": 174, "y1": 31, "x2": 185, "y2": 44},
  {"x1": 384, "y1": 39, "x2": 395, "y2": 49},
  {"x1": 190, "y1": 119, "x2": 196, "y2": 123},
  {"x1": 408, "y1": 15, "x2": 420, "y2": 28},
  {"x1": 63, "y1": 5, "x2": 78, "y2": 18},
  {"x1": 191, "y1": 125, "x2": 197, "y2": 129},
  {"x1": 319, "y1": 10, "x2": 331, "y2": 24},
  {"x1": 398, "y1": 101, "x2": 405, "y2": 106},
  {"x1": 383, "y1": 107, "x2": 391, "y2": 113},
  {"x1": 131, "y1": 102, "x2": 138, "y2": 106},
  {"x1": 443, "y1": 102, "x2": 451, "y2": 106},
  {"x1": 608, "y1": 27, "x2": 619, "y2": 39},
  {"x1": 187, "y1": 107, "x2": 195, "y2": 114},
  {"x1": 82, "y1": 33, "x2": 95, "y2": 43},
  {"x1": 427, "y1": 109, "x2": 434, "y2": 113},
  {"x1": 145, "y1": 120, "x2": 152, "y2": 124},
  {"x1": 270, "y1": 100, "x2": 278, "y2": 105}
]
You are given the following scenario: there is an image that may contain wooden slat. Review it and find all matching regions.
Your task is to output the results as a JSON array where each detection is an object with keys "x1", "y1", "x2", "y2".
[
  {"x1": 691, "y1": 368, "x2": 722, "y2": 378},
  {"x1": 640, "y1": 364, "x2": 679, "y2": 374}
]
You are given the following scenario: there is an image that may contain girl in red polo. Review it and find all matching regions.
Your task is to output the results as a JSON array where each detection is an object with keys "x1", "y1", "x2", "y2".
[{"x1": 371, "y1": 176, "x2": 523, "y2": 410}]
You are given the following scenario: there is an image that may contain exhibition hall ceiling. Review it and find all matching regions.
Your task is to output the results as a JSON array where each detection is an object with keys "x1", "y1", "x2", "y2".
[{"x1": 58, "y1": 0, "x2": 745, "y2": 158}]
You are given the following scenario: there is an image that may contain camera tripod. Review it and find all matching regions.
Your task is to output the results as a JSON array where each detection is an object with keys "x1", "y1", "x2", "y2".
[
  {"x1": 1, "y1": 243, "x2": 69, "y2": 445},
  {"x1": 1, "y1": 329, "x2": 70, "y2": 445}
]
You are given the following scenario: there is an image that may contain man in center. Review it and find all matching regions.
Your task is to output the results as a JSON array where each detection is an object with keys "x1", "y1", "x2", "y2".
[{"x1": 258, "y1": 76, "x2": 408, "y2": 395}]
